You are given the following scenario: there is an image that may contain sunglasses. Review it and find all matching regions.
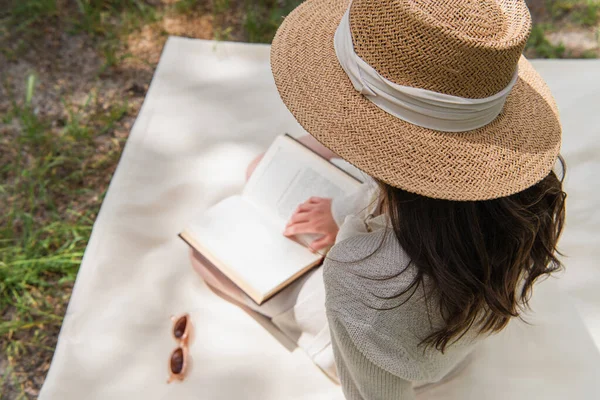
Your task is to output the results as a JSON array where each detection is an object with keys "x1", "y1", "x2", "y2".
[{"x1": 167, "y1": 313, "x2": 191, "y2": 383}]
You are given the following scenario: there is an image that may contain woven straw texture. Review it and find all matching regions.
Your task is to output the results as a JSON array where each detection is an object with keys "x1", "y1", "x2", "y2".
[
  {"x1": 270, "y1": 0, "x2": 562, "y2": 201},
  {"x1": 349, "y1": 0, "x2": 530, "y2": 98}
]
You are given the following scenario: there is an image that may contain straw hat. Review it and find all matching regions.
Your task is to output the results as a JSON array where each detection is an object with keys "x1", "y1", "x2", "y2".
[{"x1": 271, "y1": 0, "x2": 562, "y2": 201}]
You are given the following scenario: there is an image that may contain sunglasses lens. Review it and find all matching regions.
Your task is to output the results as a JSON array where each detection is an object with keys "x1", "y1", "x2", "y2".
[
  {"x1": 174, "y1": 316, "x2": 187, "y2": 339},
  {"x1": 170, "y1": 348, "x2": 184, "y2": 374}
]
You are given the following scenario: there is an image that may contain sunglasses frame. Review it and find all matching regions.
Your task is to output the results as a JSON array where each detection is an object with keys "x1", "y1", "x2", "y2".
[{"x1": 167, "y1": 313, "x2": 191, "y2": 383}]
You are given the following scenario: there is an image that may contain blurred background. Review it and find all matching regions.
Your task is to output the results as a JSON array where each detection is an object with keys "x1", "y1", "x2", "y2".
[{"x1": 0, "y1": 0, "x2": 598, "y2": 398}]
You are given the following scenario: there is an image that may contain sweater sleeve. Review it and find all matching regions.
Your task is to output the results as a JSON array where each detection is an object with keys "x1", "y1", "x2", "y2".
[
  {"x1": 327, "y1": 312, "x2": 416, "y2": 400},
  {"x1": 324, "y1": 228, "x2": 419, "y2": 399},
  {"x1": 324, "y1": 234, "x2": 416, "y2": 399}
]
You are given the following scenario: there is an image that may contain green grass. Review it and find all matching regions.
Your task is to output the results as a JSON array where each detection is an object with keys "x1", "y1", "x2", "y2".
[
  {"x1": 2, "y1": 0, "x2": 160, "y2": 70},
  {"x1": 526, "y1": 24, "x2": 567, "y2": 58},
  {"x1": 0, "y1": 74, "x2": 128, "y2": 398},
  {"x1": 244, "y1": 0, "x2": 303, "y2": 43},
  {"x1": 71, "y1": 0, "x2": 159, "y2": 36},
  {"x1": 5, "y1": 0, "x2": 59, "y2": 33},
  {"x1": 548, "y1": 0, "x2": 600, "y2": 26},
  {"x1": 525, "y1": 0, "x2": 600, "y2": 58},
  {"x1": 4, "y1": 0, "x2": 159, "y2": 35}
]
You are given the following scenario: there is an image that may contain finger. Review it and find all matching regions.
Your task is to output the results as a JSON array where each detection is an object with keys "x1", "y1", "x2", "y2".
[
  {"x1": 309, "y1": 236, "x2": 334, "y2": 253},
  {"x1": 308, "y1": 196, "x2": 323, "y2": 204},
  {"x1": 283, "y1": 222, "x2": 319, "y2": 236},
  {"x1": 287, "y1": 211, "x2": 311, "y2": 226},
  {"x1": 296, "y1": 202, "x2": 316, "y2": 213}
]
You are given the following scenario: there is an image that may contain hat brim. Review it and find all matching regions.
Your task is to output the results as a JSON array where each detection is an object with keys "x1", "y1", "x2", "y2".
[{"x1": 270, "y1": 0, "x2": 561, "y2": 201}]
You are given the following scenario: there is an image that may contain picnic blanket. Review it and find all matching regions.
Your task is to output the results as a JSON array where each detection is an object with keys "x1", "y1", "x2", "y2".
[{"x1": 40, "y1": 37, "x2": 600, "y2": 400}]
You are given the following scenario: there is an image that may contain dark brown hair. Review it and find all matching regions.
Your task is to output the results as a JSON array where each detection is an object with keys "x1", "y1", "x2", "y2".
[{"x1": 365, "y1": 156, "x2": 567, "y2": 353}]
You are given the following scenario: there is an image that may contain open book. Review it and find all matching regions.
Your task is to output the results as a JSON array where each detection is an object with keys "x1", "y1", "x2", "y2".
[{"x1": 179, "y1": 134, "x2": 362, "y2": 305}]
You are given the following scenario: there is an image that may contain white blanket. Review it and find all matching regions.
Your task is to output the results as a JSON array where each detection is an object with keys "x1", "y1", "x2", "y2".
[{"x1": 40, "y1": 37, "x2": 600, "y2": 400}]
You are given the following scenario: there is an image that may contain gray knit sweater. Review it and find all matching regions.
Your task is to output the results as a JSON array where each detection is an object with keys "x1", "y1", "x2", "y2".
[{"x1": 325, "y1": 181, "x2": 479, "y2": 399}]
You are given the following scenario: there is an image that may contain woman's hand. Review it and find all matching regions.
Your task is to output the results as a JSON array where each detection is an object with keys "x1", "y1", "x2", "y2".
[{"x1": 283, "y1": 197, "x2": 339, "y2": 253}]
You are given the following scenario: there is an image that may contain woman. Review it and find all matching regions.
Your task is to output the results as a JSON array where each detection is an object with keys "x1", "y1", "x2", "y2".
[{"x1": 192, "y1": 0, "x2": 566, "y2": 398}]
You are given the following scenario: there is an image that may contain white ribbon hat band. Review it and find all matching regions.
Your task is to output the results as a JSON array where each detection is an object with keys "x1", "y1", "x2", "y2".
[{"x1": 333, "y1": 5, "x2": 519, "y2": 133}]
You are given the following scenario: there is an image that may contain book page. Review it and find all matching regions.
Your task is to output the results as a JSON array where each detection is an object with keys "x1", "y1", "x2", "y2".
[
  {"x1": 277, "y1": 167, "x2": 344, "y2": 221},
  {"x1": 243, "y1": 135, "x2": 361, "y2": 230},
  {"x1": 185, "y1": 195, "x2": 323, "y2": 300}
]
